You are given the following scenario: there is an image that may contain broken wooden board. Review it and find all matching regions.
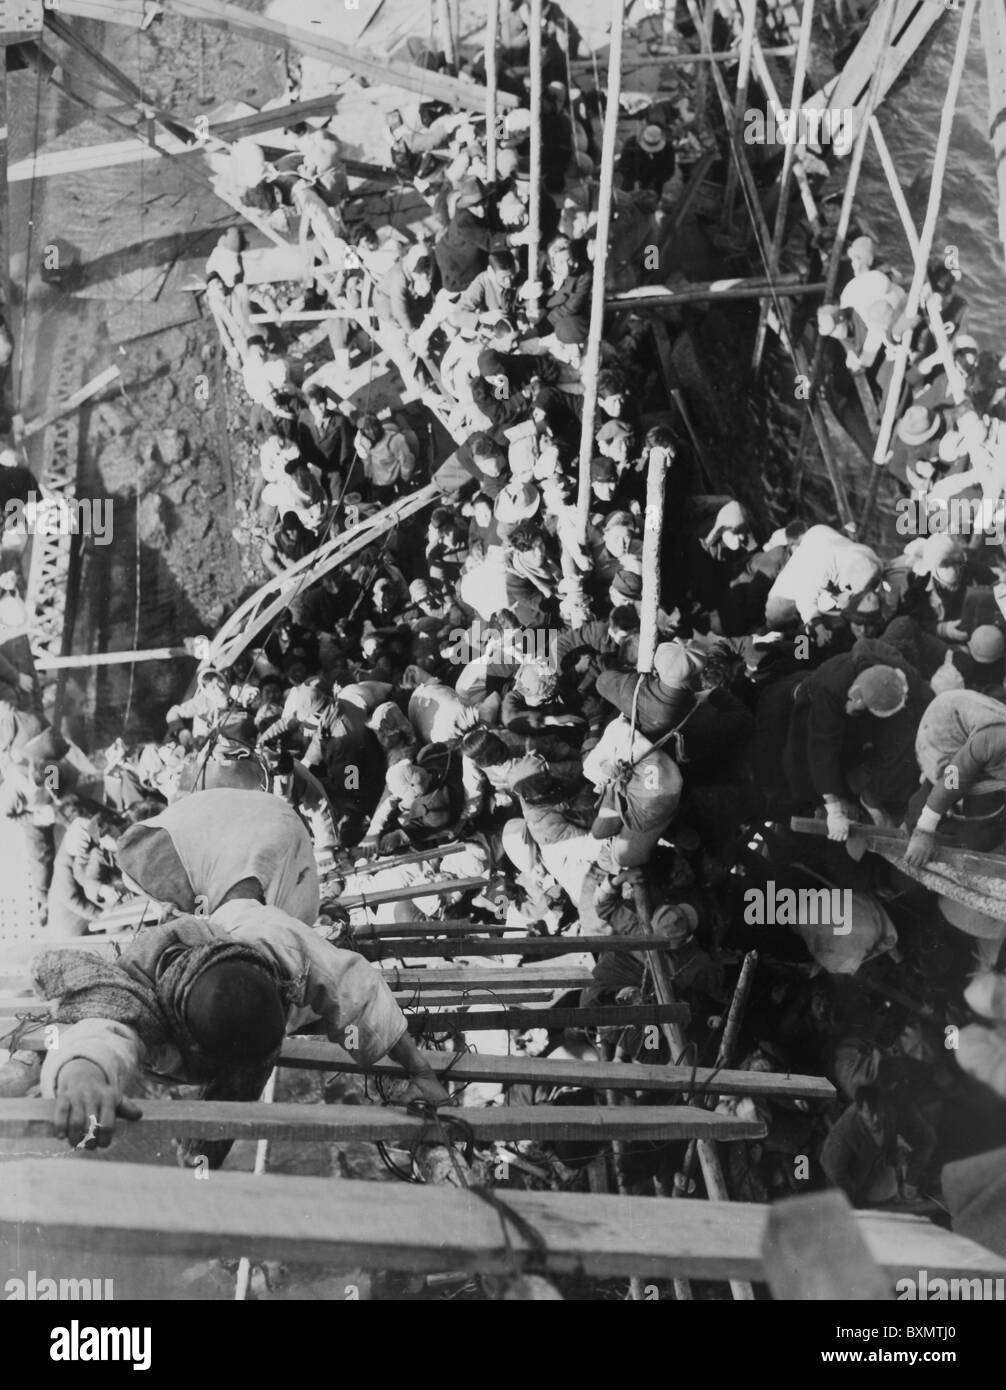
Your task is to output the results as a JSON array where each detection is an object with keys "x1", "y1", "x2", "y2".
[
  {"x1": 0, "y1": 1097, "x2": 765, "y2": 1144},
  {"x1": 4, "y1": 1159, "x2": 1003, "y2": 1283},
  {"x1": 278, "y1": 1037, "x2": 837, "y2": 1100},
  {"x1": 18, "y1": 366, "x2": 121, "y2": 441},
  {"x1": 157, "y1": 0, "x2": 517, "y2": 112},
  {"x1": 762, "y1": 1191, "x2": 894, "y2": 1300},
  {"x1": 53, "y1": 0, "x2": 162, "y2": 25},
  {"x1": 789, "y1": 816, "x2": 1006, "y2": 879},
  {"x1": 805, "y1": 0, "x2": 942, "y2": 133}
]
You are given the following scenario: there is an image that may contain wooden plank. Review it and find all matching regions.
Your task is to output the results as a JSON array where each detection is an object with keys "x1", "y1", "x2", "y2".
[
  {"x1": 278, "y1": 1037, "x2": 838, "y2": 1100},
  {"x1": 354, "y1": 934, "x2": 678, "y2": 958},
  {"x1": 339, "y1": 876, "x2": 490, "y2": 909},
  {"x1": 3, "y1": 1160, "x2": 1002, "y2": 1282},
  {"x1": 381, "y1": 966, "x2": 594, "y2": 991},
  {"x1": 156, "y1": 0, "x2": 517, "y2": 113},
  {"x1": 762, "y1": 1191, "x2": 894, "y2": 1300},
  {"x1": 982, "y1": 0, "x2": 1006, "y2": 272},
  {"x1": 401, "y1": 1003, "x2": 690, "y2": 1034},
  {"x1": 2, "y1": 1002, "x2": 692, "y2": 1047},
  {"x1": 789, "y1": 816, "x2": 1006, "y2": 878},
  {"x1": 0, "y1": 1098, "x2": 764, "y2": 1143},
  {"x1": 606, "y1": 277, "x2": 825, "y2": 310}
]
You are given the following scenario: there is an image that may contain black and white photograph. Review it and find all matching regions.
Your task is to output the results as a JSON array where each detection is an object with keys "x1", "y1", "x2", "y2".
[{"x1": 0, "y1": 0, "x2": 1004, "y2": 1342}]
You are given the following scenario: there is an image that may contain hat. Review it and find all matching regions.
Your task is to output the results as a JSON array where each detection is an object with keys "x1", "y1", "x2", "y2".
[
  {"x1": 845, "y1": 590, "x2": 884, "y2": 629},
  {"x1": 968, "y1": 625, "x2": 1005, "y2": 664},
  {"x1": 409, "y1": 578, "x2": 430, "y2": 602},
  {"x1": 495, "y1": 481, "x2": 540, "y2": 523},
  {"x1": 847, "y1": 235, "x2": 875, "y2": 265},
  {"x1": 604, "y1": 509, "x2": 635, "y2": 533},
  {"x1": 591, "y1": 456, "x2": 617, "y2": 484},
  {"x1": 651, "y1": 901, "x2": 699, "y2": 947},
  {"x1": 597, "y1": 418, "x2": 634, "y2": 445},
  {"x1": 611, "y1": 569, "x2": 643, "y2": 599},
  {"x1": 513, "y1": 770, "x2": 569, "y2": 806},
  {"x1": 897, "y1": 404, "x2": 941, "y2": 446},
  {"x1": 954, "y1": 333, "x2": 980, "y2": 358},
  {"x1": 653, "y1": 641, "x2": 706, "y2": 687},
  {"x1": 503, "y1": 108, "x2": 533, "y2": 142},
  {"x1": 553, "y1": 314, "x2": 589, "y2": 345},
  {"x1": 848, "y1": 665, "x2": 908, "y2": 717},
  {"x1": 456, "y1": 176, "x2": 486, "y2": 208},
  {"x1": 638, "y1": 123, "x2": 667, "y2": 154}
]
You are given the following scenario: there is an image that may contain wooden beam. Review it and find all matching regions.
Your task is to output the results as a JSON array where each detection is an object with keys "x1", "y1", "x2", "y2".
[
  {"x1": 278, "y1": 1037, "x2": 837, "y2": 1099},
  {"x1": 402, "y1": 1002, "x2": 690, "y2": 1033},
  {"x1": 4, "y1": 1160, "x2": 1002, "y2": 1282},
  {"x1": 485, "y1": 0, "x2": 499, "y2": 182},
  {"x1": 789, "y1": 815, "x2": 1006, "y2": 878},
  {"x1": 606, "y1": 277, "x2": 825, "y2": 310},
  {"x1": 0, "y1": 1097, "x2": 764, "y2": 1143},
  {"x1": 576, "y1": 0, "x2": 624, "y2": 538},
  {"x1": 18, "y1": 365, "x2": 121, "y2": 441},
  {"x1": 762, "y1": 1191, "x2": 895, "y2": 1300},
  {"x1": 156, "y1": 0, "x2": 517, "y2": 113},
  {"x1": 382, "y1": 965, "x2": 594, "y2": 991},
  {"x1": 353, "y1": 934, "x2": 678, "y2": 958},
  {"x1": 527, "y1": 0, "x2": 542, "y2": 321},
  {"x1": 339, "y1": 875, "x2": 490, "y2": 909}
]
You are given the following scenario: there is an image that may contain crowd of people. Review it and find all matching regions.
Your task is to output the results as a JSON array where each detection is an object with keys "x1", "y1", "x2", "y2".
[{"x1": 7, "y1": 0, "x2": 1006, "y2": 1220}]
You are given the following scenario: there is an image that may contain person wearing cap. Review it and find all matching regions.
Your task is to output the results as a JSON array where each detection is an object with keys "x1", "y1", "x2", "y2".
[
  {"x1": 596, "y1": 416, "x2": 640, "y2": 476},
  {"x1": 782, "y1": 640, "x2": 931, "y2": 840},
  {"x1": 596, "y1": 639, "x2": 705, "y2": 741},
  {"x1": 471, "y1": 347, "x2": 539, "y2": 429},
  {"x1": 617, "y1": 119, "x2": 677, "y2": 195},
  {"x1": 261, "y1": 510, "x2": 318, "y2": 578},
  {"x1": 37, "y1": 897, "x2": 451, "y2": 1151},
  {"x1": 907, "y1": 689, "x2": 1006, "y2": 868},
  {"x1": 949, "y1": 625, "x2": 1006, "y2": 693},
  {"x1": 432, "y1": 176, "x2": 500, "y2": 294},
  {"x1": 886, "y1": 403, "x2": 948, "y2": 488},
  {"x1": 505, "y1": 766, "x2": 601, "y2": 905}
]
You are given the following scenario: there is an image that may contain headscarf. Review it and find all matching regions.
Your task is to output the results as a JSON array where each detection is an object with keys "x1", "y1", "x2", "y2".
[{"x1": 33, "y1": 917, "x2": 295, "y2": 1065}]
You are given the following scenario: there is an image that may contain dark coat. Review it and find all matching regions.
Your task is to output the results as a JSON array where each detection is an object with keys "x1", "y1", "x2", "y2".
[
  {"x1": 782, "y1": 637, "x2": 931, "y2": 807},
  {"x1": 595, "y1": 668, "x2": 693, "y2": 740},
  {"x1": 434, "y1": 210, "x2": 495, "y2": 293}
]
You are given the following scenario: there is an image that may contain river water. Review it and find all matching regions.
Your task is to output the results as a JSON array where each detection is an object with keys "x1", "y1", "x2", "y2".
[{"x1": 856, "y1": 9, "x2": 1004, "y2": 343}]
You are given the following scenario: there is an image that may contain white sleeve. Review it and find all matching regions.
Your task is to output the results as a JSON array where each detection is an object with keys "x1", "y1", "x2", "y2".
[
  {"x1": 40, "y1": 1019, "x2": 144, "y2": 1097},
  {"x1": 213, "y1": 901, "x2": 408, "y2": 1065}
]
